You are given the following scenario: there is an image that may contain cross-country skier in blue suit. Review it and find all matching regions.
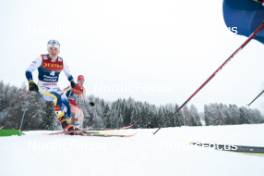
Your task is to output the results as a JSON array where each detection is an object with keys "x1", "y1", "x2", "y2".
[{"x1": 25, "y1": 40, "x2": 76, "y2": 132}]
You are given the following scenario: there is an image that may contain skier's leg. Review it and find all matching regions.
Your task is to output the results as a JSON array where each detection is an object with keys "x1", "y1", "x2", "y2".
[
  {"x1": 41, "y1": 91, "x2": 58, "y2": 105},
  {"x1": 49, "y1": 91, "x2": 64, "y2": 117},
  {"x1": 49, "y1": 91, "x2": 74, "y2": 132},
  {"x1": 77, "y1": 108, "x2": 84, "y2": 129},
  {"x1": 70, "y1": 104, "x2": 84, "y2": 129},
  {"x1": 61, "y1": 94, "x2": 72, "y2": 119},
  {"x1": 70, "y1": 104, "x2": 78, "y2": 126},
  {"x1": 39, "y1": 87, "x2": 74, "y2": 132}
]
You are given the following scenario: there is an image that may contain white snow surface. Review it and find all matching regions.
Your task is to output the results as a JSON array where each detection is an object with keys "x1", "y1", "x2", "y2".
[{"x1": 1, "y1": 124, "x2": 264, "y2": 176}]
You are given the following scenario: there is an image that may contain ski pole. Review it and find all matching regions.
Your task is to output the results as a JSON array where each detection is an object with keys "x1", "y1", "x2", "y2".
[
  {"x1": 248, "y1": 90, "x2": 264, "y2": 106},
  {"x1": 153, "y1": 21, "x2": 264, "y2": 135},
  {"x1": 19, "y1": 108, "x2": 27, "y2": 131}
]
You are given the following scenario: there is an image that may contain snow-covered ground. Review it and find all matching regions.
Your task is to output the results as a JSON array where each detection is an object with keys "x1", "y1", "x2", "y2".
[{"x1": 0, "y1": 124, "x2": 264, "y2": 176}]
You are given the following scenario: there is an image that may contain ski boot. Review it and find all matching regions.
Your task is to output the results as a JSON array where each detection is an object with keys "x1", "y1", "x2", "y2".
[
  {"x1": 54, "y1": 105, "x2": 75, "y2": 135},
  {"x1": 59, "y1": 116, "x2": 75, "y2": 135}
]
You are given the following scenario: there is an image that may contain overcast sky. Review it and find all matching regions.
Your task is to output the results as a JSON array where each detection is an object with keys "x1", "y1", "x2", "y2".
[{"x1": 0, "y1": 0, "x2": 264, "y2": 112}]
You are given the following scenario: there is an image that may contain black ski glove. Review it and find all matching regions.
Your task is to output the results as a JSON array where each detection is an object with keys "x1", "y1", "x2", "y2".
[
  {"x1": 28, "y1": 81, "x2": 39, "y2": 92},
  {"x1": 89, "y1": 102, "x2": 95, "y2": 106},
  {"x1": 70, "y1": 80, "x2": 76, "y2": 88}
]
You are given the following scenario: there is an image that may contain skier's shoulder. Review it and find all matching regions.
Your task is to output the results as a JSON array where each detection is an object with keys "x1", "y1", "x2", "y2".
[
  {"x1": 31, "y1": 55, "x2": 43, "y2": 65},
  {"x1": 58, "y1": 55, "x2": 64, "y2": 62},
  {"x1": 40, "y1": 54, "x2": 64, "y2": 62}
]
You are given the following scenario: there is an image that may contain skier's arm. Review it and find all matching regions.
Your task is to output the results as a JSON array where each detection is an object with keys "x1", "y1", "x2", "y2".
[
  {"x1": 25, "y1": 57, "x2": 42, "y2": 92},
  {"x1": 82, "y1": 88, "x2": 94, "y2": 106},
  {"x1": 63, "y1": 61, "x2": 76, "y2": 88},
  {"x1": 25, "y1": 57, "x2": 42, "y2": 81},
  {"x1": 63, "y1": 86, "x2": 71, "y2": 93}
]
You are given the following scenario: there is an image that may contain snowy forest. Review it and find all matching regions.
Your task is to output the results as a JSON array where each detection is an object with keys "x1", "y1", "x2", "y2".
[{"x1": 0, "y1": 81, "x2": 263, "y2": 130}]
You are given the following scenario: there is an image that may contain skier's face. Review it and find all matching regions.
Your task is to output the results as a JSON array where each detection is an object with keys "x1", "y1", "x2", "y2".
[
  {"x1": 78, "y1": 79, "x2": 84, "y2": 86},
  {"x1": 48, "y1": 47, "x2": 60, "y2": 57}
]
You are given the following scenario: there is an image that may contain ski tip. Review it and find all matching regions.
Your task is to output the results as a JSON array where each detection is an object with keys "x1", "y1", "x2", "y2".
[{"x1": 49, "y1": 130, "x2": 137, "y2": 137}]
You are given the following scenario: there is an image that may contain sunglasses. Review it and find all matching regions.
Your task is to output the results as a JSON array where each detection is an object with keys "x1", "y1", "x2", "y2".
[{"x1": 49, "y1": 47, "x2": 59, "y2": 51}]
